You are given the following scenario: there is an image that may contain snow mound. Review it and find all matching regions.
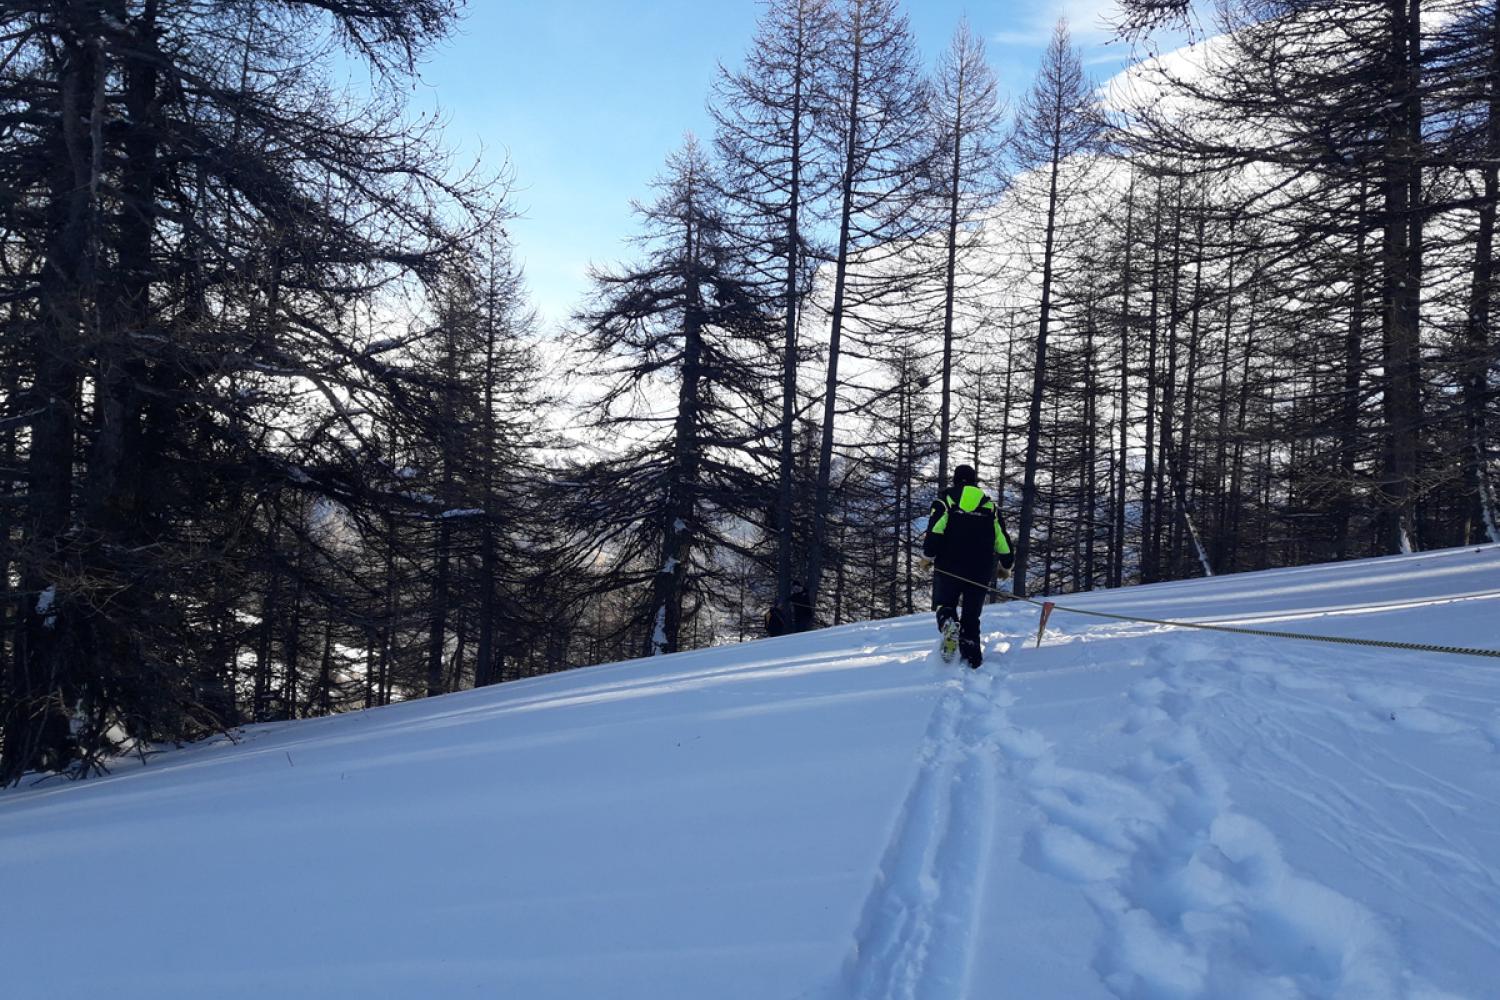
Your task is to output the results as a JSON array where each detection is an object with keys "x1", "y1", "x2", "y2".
[{"x1": 4, "y1": 546, "x2": 1498, "y2": 999}]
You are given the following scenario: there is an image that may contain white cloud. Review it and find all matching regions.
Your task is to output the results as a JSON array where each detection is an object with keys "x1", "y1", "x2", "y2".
[{"x1": 990, "y1": 0, "x2": 1129, "y2": 48}]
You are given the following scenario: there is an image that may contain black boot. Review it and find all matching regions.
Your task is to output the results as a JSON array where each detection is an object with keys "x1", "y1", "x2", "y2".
[{"x1": 959, "y1": 638, "x2": 983, "y2": 669}]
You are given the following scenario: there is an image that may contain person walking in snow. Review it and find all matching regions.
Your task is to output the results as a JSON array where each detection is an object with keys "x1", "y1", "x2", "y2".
[{"x1": 922, "y1": 464, "x2": 1014, "y2": 668}]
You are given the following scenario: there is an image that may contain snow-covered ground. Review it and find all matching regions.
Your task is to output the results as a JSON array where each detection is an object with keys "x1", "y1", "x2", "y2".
[{"x1": 4, "y1": 546, "x2": 1498, "y2": 999}]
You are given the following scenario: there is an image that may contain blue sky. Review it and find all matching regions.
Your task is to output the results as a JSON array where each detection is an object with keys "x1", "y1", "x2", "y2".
[{"x1": 412, "y1": 0, "x2": 1132, "y2": 328}]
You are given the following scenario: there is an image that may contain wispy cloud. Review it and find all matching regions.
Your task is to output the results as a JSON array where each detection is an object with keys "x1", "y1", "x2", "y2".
[{"x1": 990, "y1": 0, "x2": 1127, "y2": 48}]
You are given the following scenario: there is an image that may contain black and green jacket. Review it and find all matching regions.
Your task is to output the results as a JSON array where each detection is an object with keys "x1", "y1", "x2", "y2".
[{"x1": 922, "y1": 485, "x2": 1014, "y2": 584}]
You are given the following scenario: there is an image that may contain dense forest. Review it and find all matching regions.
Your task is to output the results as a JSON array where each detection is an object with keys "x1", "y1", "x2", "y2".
[{"x1": 2, "y1": 0, "x2": 1496, "y2": 783}]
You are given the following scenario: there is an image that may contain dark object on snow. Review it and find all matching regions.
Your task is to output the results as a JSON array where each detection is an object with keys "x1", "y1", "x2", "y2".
[
  {"x1": 924, "y1": 467, "x2": 1014, "y2": 662},
  {"x1": 765, "y1": 582, "x2": 815, "y2": 637},
  {"x1": 765, "y1": 602, "x2": 790, "y2": 637},
  {"x1": 790, "y1": 583, "x2": 814, "y2": 631}
]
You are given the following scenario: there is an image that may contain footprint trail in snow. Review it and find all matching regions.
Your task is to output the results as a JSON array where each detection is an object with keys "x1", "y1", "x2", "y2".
[
  {"x1": 994, "y1": 635, "x2": 1476, "y2": 1000},
  {"x1": 839, "y1": 641, "x2": 1013, "y2": 1000}
]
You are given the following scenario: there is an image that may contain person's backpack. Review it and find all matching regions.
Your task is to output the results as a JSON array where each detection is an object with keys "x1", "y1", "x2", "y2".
[{"x1": 926, "y1": 485, "x2": 1000, "y2": 578}]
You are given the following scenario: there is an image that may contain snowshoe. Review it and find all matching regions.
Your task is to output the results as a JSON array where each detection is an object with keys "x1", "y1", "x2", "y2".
[
  {"x1": 959, "y1": 638, "x2": 983, "y2": 670},
  {"x1": 938, "y1": 620, "x2": 961, "y2": 663}
]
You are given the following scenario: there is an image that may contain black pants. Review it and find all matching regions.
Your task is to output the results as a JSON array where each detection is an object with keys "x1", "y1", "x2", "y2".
[{"x1": 933, "y1": 573, "x2": 986, "y2": 644}]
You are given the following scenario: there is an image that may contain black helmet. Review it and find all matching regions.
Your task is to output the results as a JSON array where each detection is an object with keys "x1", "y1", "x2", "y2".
[{"x1": 953, "y1": 464, "x2": 977, "y2": 486}]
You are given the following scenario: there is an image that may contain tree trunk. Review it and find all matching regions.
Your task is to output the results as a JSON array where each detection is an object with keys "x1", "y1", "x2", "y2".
[
  {"x1": 83, "y1": 0, "x2": 161, "y2": 734},
  {"x1": 474, "y1": 257, "x2": 501, "y2": 687},
  {"x1": 425, "y1": 513, "x2": 453, "y2": 698},
  {"x1": 3, "y1": 22, "x2": 101, "y2": 784},
  {"x1": 648, "y1": 208, "x2": 705, "y2": 655},
  {"x1": 937, "y1": 65, "x2": 965, "y2": 489},
  {"x1": 1172, "y1": 207, "x2": 1206, "y2": 574},
  {"x1": 1337, "y1": 185, "x2": 1371, "y2": 557},
  {"x1": 1378, "y1": 0, "x2": 1424, "y2": 554},
  {"x1": 776, "y1": 18, "x2": 810, "y2": 608},
  {"x1": 283, "y1": 551, "x2": 304, "y2": 721},
  {"x1": 1014, "y1": 142, "x2": 1064, "y2": 598},
  {"x1": 1155, "y1": 187, "x2": 1184, "y2": 578},
  {"x1": 1140, "y1": 193, "x2": 1164, "y2": 583},
  {"x1": 1463, "y1": 6, "x2": 1500, "y2": 543},
  {"x1": 806, "y1": 20, "x2": 864, "y2": 607},
  {"x1": 1084, "y1": 309, "x2": 1099, "y2": 590},
  {"x1": 1112, "y1": 173, "x2": 1137, "y2": 589}
]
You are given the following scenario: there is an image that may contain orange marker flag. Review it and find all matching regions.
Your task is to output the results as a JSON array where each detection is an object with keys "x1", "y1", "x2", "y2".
[{"x1": 1035, "y1": 601, "x2": 1056, "y2": 649}]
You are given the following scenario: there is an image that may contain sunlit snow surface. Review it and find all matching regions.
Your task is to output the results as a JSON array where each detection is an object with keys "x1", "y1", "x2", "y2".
[{"x1": 4, "y1": 546, "x2": 1499, "y2": 999}]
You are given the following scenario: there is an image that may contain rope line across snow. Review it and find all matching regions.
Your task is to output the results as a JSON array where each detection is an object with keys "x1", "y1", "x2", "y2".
[{"x1": 933, "y1": 567, "x2": 1500, "y2": 661}]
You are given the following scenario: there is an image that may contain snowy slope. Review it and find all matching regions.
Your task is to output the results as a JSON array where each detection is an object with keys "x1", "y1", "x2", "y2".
[{"x1": 4, "y1": 546, "x2": 1499, "y2": 999}]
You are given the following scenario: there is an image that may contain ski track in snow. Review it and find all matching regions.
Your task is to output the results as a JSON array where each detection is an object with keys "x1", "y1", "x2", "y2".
[
  {"x1": 996, "y1": 634, "x2": 1481, "y2": 1000},
  {"x1": 838, "y1": 644, "x2": 1011, "y2": 1000}
]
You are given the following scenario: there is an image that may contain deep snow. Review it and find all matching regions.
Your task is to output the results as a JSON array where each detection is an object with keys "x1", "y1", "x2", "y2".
[{"x1": 4, "y1": 546, "x2": 1499, "y2": 999}]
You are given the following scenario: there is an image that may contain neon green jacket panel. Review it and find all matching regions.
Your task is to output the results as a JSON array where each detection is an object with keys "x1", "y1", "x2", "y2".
[
  {"x1": 993, "y1": 508, "x2": 1011, "y2": 555},
  {"x1": 926, "y1": 486, "x2": 1013, "y2": 564}
]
